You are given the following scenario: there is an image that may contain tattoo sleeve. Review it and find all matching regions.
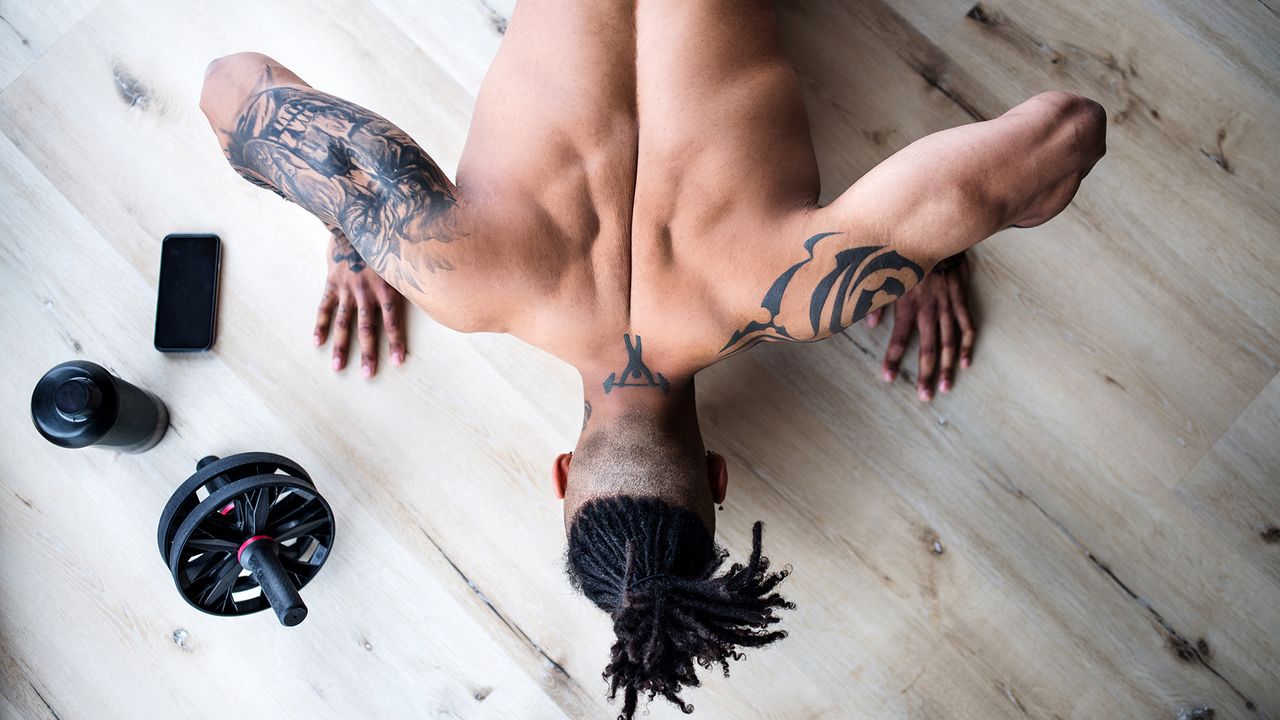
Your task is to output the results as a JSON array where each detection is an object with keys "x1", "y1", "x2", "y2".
[
  {"x1": 719, "y1": 232, "x2": 924, "y2": 357},
  {"x1": 225, "y1": 85, "x2": 460, "y2": 293}
]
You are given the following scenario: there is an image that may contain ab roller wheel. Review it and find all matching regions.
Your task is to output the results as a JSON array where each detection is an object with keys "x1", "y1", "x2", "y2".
[{"x1": 157, "y1": 452, "x2": 336, "y2": 626}]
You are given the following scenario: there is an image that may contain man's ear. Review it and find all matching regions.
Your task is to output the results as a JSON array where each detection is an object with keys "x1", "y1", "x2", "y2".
[
  {"x1": 552, "y1": 452, "x2": 572, "y2": 500},
  {"x1": 707, "y1": 451, "x2": 728, "y2": 504}
]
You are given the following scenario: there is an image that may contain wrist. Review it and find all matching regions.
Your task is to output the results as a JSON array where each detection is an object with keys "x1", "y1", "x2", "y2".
[{"x1": 932, "y1": 251, "x2": 966, "y2": 272}]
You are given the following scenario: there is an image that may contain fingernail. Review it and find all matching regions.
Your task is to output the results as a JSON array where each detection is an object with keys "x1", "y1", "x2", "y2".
[
  {"x1": 332, "y1": 357, "x2": 342, "y2": 370},
  {"x1": 392, "y1": 351, "x2": 404, "y2": 365},
  {"x1": 961, "y1": 357, "x2": 970, "y2": 368},
  {"x1": 919, "y1": 388, "x2": 932, "y2": 402},
  {"x1": 940, "y1": 380, "x2": 951, "y2": 393},
  {"x1": 362, "y1": 364, "x2": 372, "y2": 378},
  {"x1": 884, "y1": 370, "x2": 895, "y2": 382},
  {"x1": 313, "y1": 334, "x2": 323, "y2": 346}
]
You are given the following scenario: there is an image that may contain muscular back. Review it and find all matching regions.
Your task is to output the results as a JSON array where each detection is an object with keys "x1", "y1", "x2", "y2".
[
  {"x1": 200, "y1": 0, "x2": 1104, "y2": 385},
  {"x1": 455, "y1": 0, "x2": 828, "y2": 377},
  {"x1": 461, "y1": 0, "x2": 1102, "y2": 382}
]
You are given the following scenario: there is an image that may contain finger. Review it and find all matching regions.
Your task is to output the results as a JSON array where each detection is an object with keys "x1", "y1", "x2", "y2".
[
  {"x1": 916, "y1": 304, "x2": 939, "y2": 402},
  {"x1": 882, "y1": 301, "x2": 914, "y2": 382},
  {"x1": 948, "y1": 274, "x2": 976, "y2": 368},
  {"x1": 866, "y1": 307, "x2": 884, "y2": 328},
  {"x1": 355, "y1": 290, "x2": 377, "y2": 378},
  {"x1": 313, "y1": 283, "x2": 338, "y2": 346},
  {"x1": 379, "y1": 291, "x2": 406, "y2": 366},
  {"x1": 331, "y1": 293, "x2": 354, "y2": 371},
  {"x1": 937, "y1": 295, "x2": 957, "y2": 394}
]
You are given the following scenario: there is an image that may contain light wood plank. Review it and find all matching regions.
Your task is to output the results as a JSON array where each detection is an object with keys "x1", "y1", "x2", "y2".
[
  {"x1": 0, "y1": 691, "x2": 29, "y2": 720},
  {"x1": 365, "y1": 0, "x2": 512, "y2": 94},
  {"x1": 0, "y1": 0, "x2": 98, "y2": 90},
  {"x1": 467, "y1": 669, "x2": 570, "y2": 720},
  {"x1": 1178, "y1": 372, "x2": 1280, "y2": 588}
]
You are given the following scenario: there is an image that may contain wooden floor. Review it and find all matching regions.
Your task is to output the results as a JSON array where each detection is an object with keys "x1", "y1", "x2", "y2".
[{"x1": 1, "y1": 1, "x2": 1277, "y2": 718}]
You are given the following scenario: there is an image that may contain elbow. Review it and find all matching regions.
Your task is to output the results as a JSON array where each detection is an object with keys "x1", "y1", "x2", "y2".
[
  {"x1": 1004, "y1": 92, "x2": 1107, "y2": 228},
  {"x1": 1031, "y1": 90, "x2": 1107, "y2": 167},
  {"x1": 1065, "y1": 94, "x2": 1107, "y2": 167},
  {"x1": 199, "y1": 52, "x2": 273, "y2": 127}
]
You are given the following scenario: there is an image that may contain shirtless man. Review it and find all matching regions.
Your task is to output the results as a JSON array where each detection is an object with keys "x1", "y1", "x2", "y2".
[{"x1": 198, "y1": 1, "x2": 1105, "y2": 716}]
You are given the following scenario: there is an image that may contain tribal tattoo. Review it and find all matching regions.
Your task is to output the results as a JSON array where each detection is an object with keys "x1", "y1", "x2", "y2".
[
  {"x1": 603, "y1": 335, "x2": 669, "y2": 394},
  {"x1": 719, "y1": 232, "x2": 923, "y2": 357},
  {"x1": 226, "y1": 85, "x2": 460, "y2": 292}
]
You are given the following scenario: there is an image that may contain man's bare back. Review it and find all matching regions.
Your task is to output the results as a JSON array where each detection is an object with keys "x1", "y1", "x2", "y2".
[
  {"x1": 198, "y1": 1, "x2": 1105, "y2": 716},
  {"x1": 201, "y1": 0, "x2": 1103, "y2": 386}
]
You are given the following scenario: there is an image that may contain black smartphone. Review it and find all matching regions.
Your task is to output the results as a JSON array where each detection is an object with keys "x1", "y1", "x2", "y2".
[{"x1": 154, "y1": 233, "x2": 221, "y2": 352}]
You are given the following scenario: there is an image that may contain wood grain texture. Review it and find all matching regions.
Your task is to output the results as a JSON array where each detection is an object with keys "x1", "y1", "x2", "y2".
[
  {"x1": 1179, "y1": 373, "x2": 1280, "y2": 588},
  {"x1": 0, "y1": 0, "x2": 97, "y2": 90},
  {"x1": 0, "y1": 1, "x2": 1276, "y2": 719}
]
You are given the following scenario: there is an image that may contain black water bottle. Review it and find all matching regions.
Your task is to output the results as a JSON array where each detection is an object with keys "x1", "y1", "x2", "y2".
[{"x1": 31, "y1": 361, "x2": 169, "y2": 453}]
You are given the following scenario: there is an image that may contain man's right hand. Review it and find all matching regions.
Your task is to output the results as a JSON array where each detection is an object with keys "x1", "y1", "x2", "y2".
[
  {"x1": 314, "y1": 229, "x2": 407, "y2": 378},
  {"x1": 866, "y1": 253, "x2": 975, "y2": 402}
]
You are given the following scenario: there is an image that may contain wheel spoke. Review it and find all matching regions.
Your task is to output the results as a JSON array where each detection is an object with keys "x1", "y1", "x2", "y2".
[
  {"x1": 250, "y1": 487, "x2": 273, "y2": 534},
  {"x1": 182, "y1": 551, "x2": 230, "y2": 583},
  {"x1": 266, "y1": 498, "x2": 325, "y2": 537},
  {"x1": 186, "y1": 537, "x2": 239, "y2": 553},
  {"x1": 264, "y1": 492, "x2": 313, "y2": 531},
  {"x1": 274, "y1": 517, "x2": 330, "y2": 543},
  {"x1": 203, "y1": 560, "x2": 243, "y2": 609},
  {"x1": 281, "y1": 554, "x2": 318, "y2": 574},
  {"x1": 197, "y1": 519, "x2": 242, "y2": 544},
  {"x1": 187, "y1": 554, "x2": 240, "y2": 604}
]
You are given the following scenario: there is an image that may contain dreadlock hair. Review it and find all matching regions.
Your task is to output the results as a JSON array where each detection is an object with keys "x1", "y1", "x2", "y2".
[{"x1": 565, "y1": 495, "x2": 794, "y2": 720}]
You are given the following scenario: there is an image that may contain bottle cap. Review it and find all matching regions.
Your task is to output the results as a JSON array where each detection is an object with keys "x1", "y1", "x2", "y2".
[
  {"x1": 53, "y1": 378, "x2": 103, "y2": 420},
  {"x1": 31, "y1": 361, "x2": 119, "y2": 448}
]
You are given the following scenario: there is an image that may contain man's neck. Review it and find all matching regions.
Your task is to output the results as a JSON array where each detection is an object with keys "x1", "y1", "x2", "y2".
[{"x1": 581, "y1": 373, "x2": 700, "y2": 441}]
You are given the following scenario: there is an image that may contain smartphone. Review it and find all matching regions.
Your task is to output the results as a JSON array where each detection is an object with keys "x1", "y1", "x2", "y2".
[{"x1": 154, "y1": 233, "x2": 221, "y2": 352}]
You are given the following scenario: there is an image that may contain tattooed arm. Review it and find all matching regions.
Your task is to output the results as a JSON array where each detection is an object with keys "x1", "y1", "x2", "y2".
[
  {"x1": 718, "y1": 91, "x2": 1105, "y2": 358},
  {"x1": 198, "y1": 53, "x2": 477, "y2": 323}
]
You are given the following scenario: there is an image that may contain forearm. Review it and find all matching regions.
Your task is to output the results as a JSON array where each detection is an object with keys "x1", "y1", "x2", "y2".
[{"x1": 819, "y1": 91, "x2": 1106, "y2": 264}]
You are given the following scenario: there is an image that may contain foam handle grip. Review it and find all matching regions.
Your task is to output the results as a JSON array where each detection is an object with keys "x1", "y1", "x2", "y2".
[{"x1": 239, "y1": 539, "x2": 308, "y2": 626}]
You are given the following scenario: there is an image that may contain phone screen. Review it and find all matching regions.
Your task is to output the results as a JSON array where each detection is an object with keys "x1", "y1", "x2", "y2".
[{"x1": 155, "y1": 234, "x2": 221, "y2": 352}]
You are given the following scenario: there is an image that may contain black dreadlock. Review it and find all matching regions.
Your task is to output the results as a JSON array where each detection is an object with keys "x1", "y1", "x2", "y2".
[{"x1": 565, "y1": 495, "x2": 794, "y2": 719}]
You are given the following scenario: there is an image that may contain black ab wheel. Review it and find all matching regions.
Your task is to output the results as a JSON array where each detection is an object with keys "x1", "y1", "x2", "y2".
[{"x1": 157, "y1": 453, "x2": 336, "y2": 626}]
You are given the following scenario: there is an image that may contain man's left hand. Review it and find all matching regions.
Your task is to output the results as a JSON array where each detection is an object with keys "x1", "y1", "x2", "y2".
[{"x1": 314, "y1": 228, "x2": 407, "y2": 378}]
